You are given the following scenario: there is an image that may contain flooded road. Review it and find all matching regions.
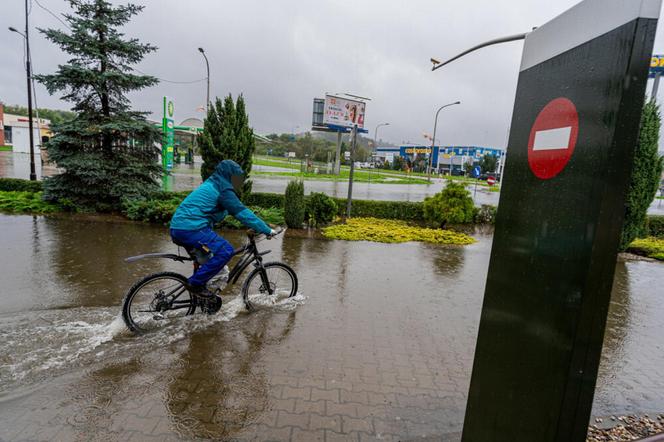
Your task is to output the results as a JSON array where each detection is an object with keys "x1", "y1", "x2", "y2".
[{"x1": 0, "y1": 214, "x2": 663, "y2": 440}]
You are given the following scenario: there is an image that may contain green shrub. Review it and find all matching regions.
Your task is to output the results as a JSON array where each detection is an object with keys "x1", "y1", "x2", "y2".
[
  {"x1": 244, "y1": 192, "x2": 285, "y2": 209},
  {"x1": 0, "y1": 191, "x2": 60, "y2": 214},
  {"x1": 646, "y1": 215, "x2": 664, "y2": 238},
  {"x1": 307, "y1": 192, "x2": 337, "y2": 227},
  {"x1": 628, "y1": 237, "x2": 664, "y2": 260},
  {"x1": 474, "y1": 205, "x2": 497, "y2": 224},
  {"x1": 284, "y1": 181, "x2": 305, "y2": 228},
  {"x1": 423, "y1": 181, "x2": 475, "y2": 227},
  {"x1": 0, "y1": 178, "x2": 43, "y2": 193},
  {"x1": 221, "y1": 206, "x2": 284, "y2": 229},
  {"x1": 335, "y1": 199, "x2": 424, "y2": 221},
  {"x1": 620, "y1": 100, "x2": 664, "y2": 250},
  {"x1": 122, "y1": 197, "x2": 181, "y2": 224}
]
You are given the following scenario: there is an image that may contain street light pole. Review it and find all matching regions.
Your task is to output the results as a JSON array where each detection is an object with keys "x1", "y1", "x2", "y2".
[
  {"x1": 428, "y1": 101, "x2": 460, "y2": 182},
  {"x1": 9, "y1": 2, "x2": 37, "y2": 181},
  {"x1": 198, "y1": 48, "x2": 210, "y2": 115},
  {"x1": 373, "y1": 122, "x2": 389, "y2": 163}
]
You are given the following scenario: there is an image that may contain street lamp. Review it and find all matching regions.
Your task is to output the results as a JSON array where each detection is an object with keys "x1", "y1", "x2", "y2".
[
  {"x1": 428, "y1": 101, "x2": 460, "y2": 182},
  {"x1": 9, "y1": 3, "x2": 37, "y2": 181},
  {"x1": 198, "y1": 48, "x2": 210, "y2": 115},
  {"x1": 373, "y1": 122, "x2": 389, "y2": 162}
]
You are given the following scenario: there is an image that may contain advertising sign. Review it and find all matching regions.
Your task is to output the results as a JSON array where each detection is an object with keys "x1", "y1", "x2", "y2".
[
  {"x1": 650, "y1": 54, "x2": 664, "y2": 76},
  {"x1": 162, "y1": 96, "x2": 175, "y2": 171},
  {"x1": 462, "y1": 1, "x2": 659, "y2": 441},
  {"x1": 323, "y1": 95, "x2": 366, "y2": 129}
]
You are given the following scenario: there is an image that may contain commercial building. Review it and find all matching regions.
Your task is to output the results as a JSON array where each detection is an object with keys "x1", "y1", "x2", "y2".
[
  {"x1": 0, "y1": 103, "x2": 51, "y2": 153},
  {"x1": 375, "y1": 145, "x2": 505, "y2": 174}
]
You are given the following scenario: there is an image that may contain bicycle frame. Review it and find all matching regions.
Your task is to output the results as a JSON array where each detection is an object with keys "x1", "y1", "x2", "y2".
[{"x1": 225, "y1": 234, "x2": 271, "y2": 286}]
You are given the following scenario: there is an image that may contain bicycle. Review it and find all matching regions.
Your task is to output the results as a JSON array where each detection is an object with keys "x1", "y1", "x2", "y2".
[{"x1": 121, "y1": 228, "x2": 298, "y2": 334}]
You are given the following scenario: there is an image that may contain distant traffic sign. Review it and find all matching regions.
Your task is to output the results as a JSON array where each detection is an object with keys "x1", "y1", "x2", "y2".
[
  {"x1": 472, "y1": 166, "x2": 481, "y2": 178},
  {"x1": 487, "y1": 176, "x2": 496, "y2": 186},
  {"x1": 527, "y1": 97, "x2": 579, "y2": 180}
]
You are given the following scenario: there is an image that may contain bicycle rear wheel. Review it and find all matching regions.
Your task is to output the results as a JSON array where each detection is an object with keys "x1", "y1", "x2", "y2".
[
  {"x1": 122, "y1": 272, "x2": 195, "y2": 333},
  {"x1": 242, "y1": 262, "x2": 298, "y2": 310}
]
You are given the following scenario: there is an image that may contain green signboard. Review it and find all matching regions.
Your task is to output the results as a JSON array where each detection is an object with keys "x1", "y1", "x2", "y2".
[{"x1": 162, "y1": 96, "x2": 175, "y2": 171}]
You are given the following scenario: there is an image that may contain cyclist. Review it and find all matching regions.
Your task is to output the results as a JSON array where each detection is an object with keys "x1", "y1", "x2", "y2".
[{"x1": 170, "y1": 160, "x2": 275, "y2": 300}]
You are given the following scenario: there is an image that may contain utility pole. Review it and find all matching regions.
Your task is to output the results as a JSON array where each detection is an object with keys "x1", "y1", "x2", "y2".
[
  {"x1": 345, "y1": 124, "x2": 358, "y2": 218},
  {"x1": 9, "y1": 1, "x2": 37, "y2": 180}
]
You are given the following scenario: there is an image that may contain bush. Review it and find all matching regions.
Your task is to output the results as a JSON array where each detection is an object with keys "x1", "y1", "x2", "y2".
[
  {"x1": 620, "y1": 100, "x2": 664, "y2": 250},
  {"x1": 335, "y1": 199, "x2": 424, "y2": 221},
  {"x1": 307, "y1": 192, "x2": 337, "y2": 227},
  {"x1": 122, "y1": 197, "x2": 181, "y2": 224},
  {"x1": 322, "y1": 217, "x2": 475, "y2": 245},
  {"x1": 244, "y1": 192, "x2": 285, "y2": 209},
  {"x1": 284, "y1": 180, "x2": 305, "y2": 228},
  {"x1": 0, "y1": 191, "x2": 60, "y2": 214},
  {"x1": 221, "y1": 206, "x2": 284, "y2": 229},
  {"x1": 423, "y1": 181, "x2": 475, "y2": 227},
  {"x1": 646, "y1": 215, "x2": 664, "y2": 238},
  {"x1": 628, "y1": 237, "x2": 664, "y2": 260},
  {"x1": 0, "y1": 178, "x2": 43, "y2": 193},
  {"x1": 474, "y1": 205, "x2": 497, "y2": 224}
]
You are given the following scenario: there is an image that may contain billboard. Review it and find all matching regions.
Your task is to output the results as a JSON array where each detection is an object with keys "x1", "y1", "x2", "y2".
[
  {"x1": 650, "y1": 54, "x2": 664, "y2": 77},
  {"x1": 323, "y1": 95, "x2": 366, "y2": 128}
]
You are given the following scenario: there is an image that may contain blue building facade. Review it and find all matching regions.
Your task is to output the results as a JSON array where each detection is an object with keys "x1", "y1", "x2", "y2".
[{"x1": 375, "y1": 146, "x2": 504, "y2": 173}]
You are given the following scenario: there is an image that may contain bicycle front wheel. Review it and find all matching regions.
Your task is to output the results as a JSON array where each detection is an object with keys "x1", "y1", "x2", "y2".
[
  {"x1": 122, "y1": 272, "x2": 195, "y2": 333},
  {"x1": 242, "y1": 262, "x2": 298, "y2": 310}
]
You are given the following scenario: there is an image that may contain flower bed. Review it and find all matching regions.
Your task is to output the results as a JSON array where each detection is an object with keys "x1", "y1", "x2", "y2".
[{"x1": 322, "y1": 217, "x2": 475, "y2": 245}]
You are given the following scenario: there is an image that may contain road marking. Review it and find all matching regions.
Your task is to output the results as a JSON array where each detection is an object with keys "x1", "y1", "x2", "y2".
[{"x1": 533, "y1": 126, "x2": 572, "y2": 151}]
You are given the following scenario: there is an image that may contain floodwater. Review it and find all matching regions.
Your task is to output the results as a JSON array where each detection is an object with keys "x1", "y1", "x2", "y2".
[{"x1": 0, "y1": 214, "x2": 663, "y2": 440}]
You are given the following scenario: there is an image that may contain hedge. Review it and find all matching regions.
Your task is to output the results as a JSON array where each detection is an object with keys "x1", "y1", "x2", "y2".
[
  {"x1": 0, "y1": 178, "x2": 43, "y2": 193},
  {"x1": 245, "y1": 192, "x2": 425, "y2": 221},
  {"x1": 646, "y1": 215, "x2": 664, "y2": 238}
]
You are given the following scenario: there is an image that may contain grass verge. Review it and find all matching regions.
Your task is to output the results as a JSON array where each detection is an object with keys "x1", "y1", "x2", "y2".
[
  {"x1": 322, "y1": 217, "x2": 475, "y2": 245},
  {"x1": 628, "y1": 237, "x2": 664, "y2": 260},
  {"x1": 0, "y1": 146, "x2": 12, "y2": 152}
]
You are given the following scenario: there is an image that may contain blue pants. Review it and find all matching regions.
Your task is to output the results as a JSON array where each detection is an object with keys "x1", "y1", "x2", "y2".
[{"x1": 170, "y1": 227, "x2": 235, "y2": 288}]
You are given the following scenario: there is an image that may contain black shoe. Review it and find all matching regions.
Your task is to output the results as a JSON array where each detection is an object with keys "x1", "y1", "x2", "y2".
[
  {"x1": 187, "y1": 284, "x2": 215, "y2": 298},
  {"x1": 199, "y1": 295, "x2": 222, "y2": 314}
]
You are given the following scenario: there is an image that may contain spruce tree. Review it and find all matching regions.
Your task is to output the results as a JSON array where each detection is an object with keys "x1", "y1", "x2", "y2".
[
  {"x1": 35, "y1": 0, "x2": 160, "y2": 211},
  {"x1": 620, "y1": 100, "x2": 664, "y2": 250},
  {"x1": 199, "y1": 94, "x2": 255, "y2": 196}
]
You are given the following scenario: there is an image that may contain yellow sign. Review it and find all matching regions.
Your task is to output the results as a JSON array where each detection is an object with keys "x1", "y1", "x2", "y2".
[
  {"x1": 404, "y1": 147, "x2": 431, "y2": 155},
  {"x1": 651, "y1": 56, "x2": 664, "y2": 68}
]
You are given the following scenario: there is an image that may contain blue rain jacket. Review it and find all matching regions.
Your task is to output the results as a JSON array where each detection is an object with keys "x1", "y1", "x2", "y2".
[{"x1": 170, "y1": 160, "x2": 271, "y2": 234}]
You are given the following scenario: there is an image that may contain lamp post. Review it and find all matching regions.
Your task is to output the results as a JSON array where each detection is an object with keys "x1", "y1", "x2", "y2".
[
  {"x1": 9, "y1": 3, "x2": 37, "y2": 181},
  {"x1": 373, "y1": 122, "x2": 389, "y2": 166},
  {"x1": 198, "y1": 48, "x2": 210, "y2": 114},
  {"x1": 428, "y1": 101, "x2": 460, "y2": 182}
]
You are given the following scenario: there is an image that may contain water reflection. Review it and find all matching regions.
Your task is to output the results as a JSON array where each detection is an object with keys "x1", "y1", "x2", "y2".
[{"x1": 164, "y1": 311, "x2": 296, "y2": 439}]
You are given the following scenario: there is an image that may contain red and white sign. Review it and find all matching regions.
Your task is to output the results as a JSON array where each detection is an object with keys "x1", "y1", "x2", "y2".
[
  {"x1": 487, "y1": 176, "x2": 496, "y2": 186},
  {"x1": 527, "y1": 97, "x2": 579, "y2": 179}
]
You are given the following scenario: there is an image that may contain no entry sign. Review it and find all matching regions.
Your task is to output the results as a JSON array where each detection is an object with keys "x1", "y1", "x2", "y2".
[
  {"x1": 487, "y1": 176, "x2": 496, "y2": 186},
  {"x1": 527, "y1": 97, "x2": 579, "y2": 179},
  {"x1": 462, "y1": 0, "x2": 660, "y2": 441}
]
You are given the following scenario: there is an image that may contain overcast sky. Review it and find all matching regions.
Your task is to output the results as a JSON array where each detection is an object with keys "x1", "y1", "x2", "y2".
[{"x1": 2, "y1": 0, "x2": 664, "y2": 148}]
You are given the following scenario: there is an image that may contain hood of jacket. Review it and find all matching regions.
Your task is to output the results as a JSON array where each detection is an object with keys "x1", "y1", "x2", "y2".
[{"x1": 208, "y1": 160, "x2": 245, "y2": 195}]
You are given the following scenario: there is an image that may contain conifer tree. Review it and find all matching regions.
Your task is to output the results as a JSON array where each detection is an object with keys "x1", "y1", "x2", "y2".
[
  {"x1": 36, "y1": 0, "x2": 160, "y2": 211},
  {"x1": 199, "y1": 94, "x2": 255, "y2": 196},
  {"x1": 620, "y1": 100, "x2": 664, "y2": 250}
]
